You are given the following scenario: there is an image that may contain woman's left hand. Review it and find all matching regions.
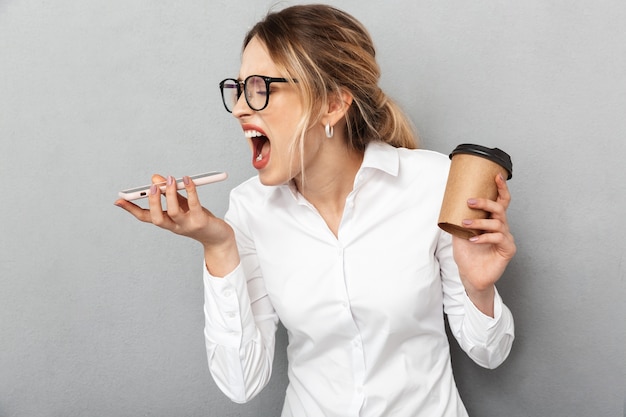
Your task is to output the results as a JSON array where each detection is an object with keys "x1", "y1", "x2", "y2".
[{"x1": 452, "y1": 173, "x2": 516, "y2": 316}]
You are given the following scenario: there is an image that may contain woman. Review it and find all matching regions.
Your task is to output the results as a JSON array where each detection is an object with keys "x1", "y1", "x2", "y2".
[{"x1": 115, "y1": 4, "x2": 515, "y2": 416}]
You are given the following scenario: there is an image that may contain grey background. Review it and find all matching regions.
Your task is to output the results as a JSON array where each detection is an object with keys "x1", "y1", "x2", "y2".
[{"x1": 1, "y1": 0, "x2": 624, "y2": 416}]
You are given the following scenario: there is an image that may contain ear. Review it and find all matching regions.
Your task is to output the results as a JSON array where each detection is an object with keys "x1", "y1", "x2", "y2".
[{"x1": 322, "y1": 89, "x2": 353, "y2": 128}]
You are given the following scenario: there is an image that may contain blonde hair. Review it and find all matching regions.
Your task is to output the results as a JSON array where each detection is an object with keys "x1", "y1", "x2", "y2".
[{"x1": 243, "y1": 4, "x2": 419, "y2": 152}]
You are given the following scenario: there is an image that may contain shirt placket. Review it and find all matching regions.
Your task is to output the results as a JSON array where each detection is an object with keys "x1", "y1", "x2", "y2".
[
  {"x1": 336, "y1": 243, "x2": 367, "y2": 415},
  {"x1": 337, "y1": 185, "x2": 367, "y2": 415}
]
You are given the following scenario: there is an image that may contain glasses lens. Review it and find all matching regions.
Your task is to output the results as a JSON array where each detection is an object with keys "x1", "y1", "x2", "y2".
[
  {"x1": 245, "y1": 76, "x2": 268, "y2": 111},
  {"x1": 221, "y1": 80, "x2": 239, "y2": 112}
]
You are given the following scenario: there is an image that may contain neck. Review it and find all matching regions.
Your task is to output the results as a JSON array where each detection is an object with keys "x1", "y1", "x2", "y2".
[{"x1": 293, "y1": 140, "x2": 364, "y2": 236}]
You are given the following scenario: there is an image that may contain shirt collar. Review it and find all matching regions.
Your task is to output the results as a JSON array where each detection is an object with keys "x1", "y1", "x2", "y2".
[{"x1": 360, "y1": 141, "x2": 400, "y2": 177}]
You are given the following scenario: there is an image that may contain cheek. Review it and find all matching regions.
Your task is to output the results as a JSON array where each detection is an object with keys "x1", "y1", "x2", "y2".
[
  {"x1": 301, "y1": 129, "x2": 325, "y2": 158},
  {"x1": 268, "y1": 119, "x2": 301, "y2": 156}
]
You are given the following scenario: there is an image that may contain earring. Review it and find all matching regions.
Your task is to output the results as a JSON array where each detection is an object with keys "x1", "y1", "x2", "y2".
[{"x1": 325, "y1": 122, "x2": 334, "y2": 138}]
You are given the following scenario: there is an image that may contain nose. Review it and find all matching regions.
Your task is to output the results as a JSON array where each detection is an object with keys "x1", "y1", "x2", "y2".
[{"x1": 231, "y1": 91, "x2": 251, "y2": 119}]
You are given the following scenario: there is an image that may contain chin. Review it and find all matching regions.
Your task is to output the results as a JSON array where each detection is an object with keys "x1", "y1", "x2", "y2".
[{"x1": 257, "y1": 170, "x2": 292, "y2": 187}]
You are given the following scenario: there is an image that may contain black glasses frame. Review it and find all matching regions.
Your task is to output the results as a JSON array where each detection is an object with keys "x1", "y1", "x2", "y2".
[{"x1": 219, "y1": 75, "x2": 293, "y2": 113}]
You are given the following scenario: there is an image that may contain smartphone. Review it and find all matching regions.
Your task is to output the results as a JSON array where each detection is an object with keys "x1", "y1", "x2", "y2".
[{"x1": 118, "y1": 171, "x2": 228, "y2": 201}]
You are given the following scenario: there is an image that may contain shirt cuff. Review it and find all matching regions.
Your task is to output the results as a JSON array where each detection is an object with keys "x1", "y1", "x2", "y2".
[
  {"x1": 203, "y1": 262, "x2": 255, "y2": 348},
  {"x1": 462, "y1": 287, "x2": 506, "y2": 346}
]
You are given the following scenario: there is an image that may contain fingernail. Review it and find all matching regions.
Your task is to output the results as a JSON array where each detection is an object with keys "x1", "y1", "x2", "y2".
[
  {"x1": 467, "y1": 198, "x2": 477, "y2": 206},
  {"x1": 183, "y1": 176, "x2": 190, "y2": 186},
  {"x1": 150, "y1": 184, "x2": 158, "y2": 195},
  {"x1": 469, "y1": 236, "x2": 479, "y2": 242},
  {"x1": 462, "y1": 219, "x2": 473, "y2": 226},
  {"x1": 167, "y1": 176, "x2": 174, "y2": 186}
]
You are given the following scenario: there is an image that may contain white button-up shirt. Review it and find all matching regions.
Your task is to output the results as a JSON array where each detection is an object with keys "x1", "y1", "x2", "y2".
[{"x1": 203, "y1": 142, "x2": 514, "y2": 416}]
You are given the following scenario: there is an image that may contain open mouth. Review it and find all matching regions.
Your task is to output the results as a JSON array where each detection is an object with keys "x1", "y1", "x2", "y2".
[{"x1": 245, "y1": 129, "x2": 270, "y2": 168}]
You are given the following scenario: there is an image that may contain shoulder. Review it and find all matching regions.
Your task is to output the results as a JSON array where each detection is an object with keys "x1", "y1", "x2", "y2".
[
  {"x1": 363, "y1": 142, "x2": 451, "y2": 189},
  {"x1": 225, "y1": 176, "x2": 278, "y2": 231},
  {"x1": 229, "y1": 175, "x2": 277, "y2": 205},
  {"x1": 230, "y1": 175, "x2": 265, "y2": 198},
  {"x1": 398, "y1": 147, "x2": 450, "y2": 169},
  {"x1": 228, "y1": 176, "x2": 293, "y2": 215},
  {"x1": 395, "y1": 147, "x2": 451, "y2": 185},
  {"x1": 364, "y1": 142, "x2": 449, "y2": 177}
]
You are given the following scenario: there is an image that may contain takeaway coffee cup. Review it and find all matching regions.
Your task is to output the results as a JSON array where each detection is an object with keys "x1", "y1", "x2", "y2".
[{"x1": 438, "y1": 144, "x2": 513, "y2": 239}]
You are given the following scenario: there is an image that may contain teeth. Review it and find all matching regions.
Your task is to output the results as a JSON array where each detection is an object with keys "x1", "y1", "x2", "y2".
[
  {"x1": 245, "y1": 130, "x2": 266, "y2": 163},
  {"x1": 244, "y1": 130, "x2": 264, "y2": 138}
]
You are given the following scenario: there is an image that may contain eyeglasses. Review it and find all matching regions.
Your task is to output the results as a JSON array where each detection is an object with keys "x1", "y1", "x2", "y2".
[{"x1": 219, "y1": 75, "x2": 293, "y2": 113}]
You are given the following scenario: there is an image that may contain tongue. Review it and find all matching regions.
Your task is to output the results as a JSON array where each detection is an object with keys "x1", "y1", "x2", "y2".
[{"x1": 254, "y1": 140, "x2": 270, "y2": 168}]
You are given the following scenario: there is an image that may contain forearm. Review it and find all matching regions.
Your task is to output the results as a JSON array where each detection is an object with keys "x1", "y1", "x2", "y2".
[
  {"x1": 206, "y1": 324, "x2": 277, "y2": 403},
  {"x1": 203, "y1": 262, "x2": 279, "y2": 402},
  {"x1": 439, "y1": 235, "x2": 514, "y2": 368},
  {"x1": 448, "y1": 289, "x2": 515, "y2": 369}
]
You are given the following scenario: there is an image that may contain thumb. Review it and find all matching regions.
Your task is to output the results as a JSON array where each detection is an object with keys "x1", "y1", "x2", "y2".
[{"x1": 152, "y1": 174, "x2": 166, "y2": 184}]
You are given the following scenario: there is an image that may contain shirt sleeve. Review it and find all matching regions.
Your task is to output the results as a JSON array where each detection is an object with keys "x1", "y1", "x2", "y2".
[
  {"x1": 437, "y1": 231, "x2": 515, "y2": 369},
  {"x1": 202, "y1": 193, "x2": 279, "y2": 403}
]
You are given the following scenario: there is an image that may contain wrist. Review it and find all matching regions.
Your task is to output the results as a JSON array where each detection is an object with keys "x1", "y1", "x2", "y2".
[
  {"x1": 203, "y1": 238, "x2": 240, "y2": 278},
  {"x1": 464, "y1": 285, "x2": 496, "y2": 318}
]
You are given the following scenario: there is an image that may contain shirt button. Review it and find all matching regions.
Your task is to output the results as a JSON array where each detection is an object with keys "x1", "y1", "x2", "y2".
[
  {"x1": 226, "y1": 312, "x2": 237, "y2": 319},
  {"x1": 223, "y1": 290, "x2": 233, "y2": 298}
]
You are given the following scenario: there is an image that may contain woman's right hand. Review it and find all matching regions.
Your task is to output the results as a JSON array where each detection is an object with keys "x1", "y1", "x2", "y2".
[{"x1": 114, "y1": 174, "x2": 240, "y2": 276}]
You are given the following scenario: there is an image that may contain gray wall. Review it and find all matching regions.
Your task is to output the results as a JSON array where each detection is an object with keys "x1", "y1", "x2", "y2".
[{"x1": 1, "y1": 0, "x2": 624, "y2": 416}]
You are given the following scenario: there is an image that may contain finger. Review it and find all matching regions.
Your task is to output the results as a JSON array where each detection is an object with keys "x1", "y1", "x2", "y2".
[
  {"x1": 176, "y1": 186, "x2": 190, "y2": 212},
  {"x1": 462, "y1": 217, "x2": 508, "y2": 235},
  {"x1": 495, "y1": 173, "x2": 511, "y2": 209},
  {"x1": 152, "y1": 174, "x2": 166, "y2": 184},
  {"x1": 467, "y1": 197, "x2": 507, "y2": 221},
  {"x1": 468, "y1": 230, "x2": 511, "y2": 249},
  {"x1": 147, "y1": 183, "x2": 173, "y2": 228},
  {"x1": 150, "y1": 173, "x2": 171, "y2": 206},
  {"x1": 164, "y1": 175, "x2": 187, "y2": 220},
  {"x1": 183, "y1": 175, "x2": 203, "y2": 214},
  {"x1": 468, "y1": 229, "x2": 517, "y2": 258},
  {"x1": 114, "y1": 199, "x2": 153, "y2": 223},
  {"x1": 155, "y1": 174, "x2": 189, "y2": 212}
]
